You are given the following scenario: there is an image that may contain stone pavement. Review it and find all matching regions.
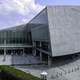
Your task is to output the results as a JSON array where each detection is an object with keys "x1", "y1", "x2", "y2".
[
  {"x1": 14, "y1": 54, "x2": 80, "y2": 80},
  {"x1": 14, "y1": 65, "x2": 80, "y2": 80},
  {"x1": 14, "y1": 61, "x2": 80, "y2": 80}
]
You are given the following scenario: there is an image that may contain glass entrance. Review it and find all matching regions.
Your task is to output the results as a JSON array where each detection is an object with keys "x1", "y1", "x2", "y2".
[{"x1": 6, "y1": 49, "x2": 24, "y2": 55}]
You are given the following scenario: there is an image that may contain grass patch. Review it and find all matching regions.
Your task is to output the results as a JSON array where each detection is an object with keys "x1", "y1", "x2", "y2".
[{"x1": 0, "y1": 65, "x2": 42, "y2": 80}]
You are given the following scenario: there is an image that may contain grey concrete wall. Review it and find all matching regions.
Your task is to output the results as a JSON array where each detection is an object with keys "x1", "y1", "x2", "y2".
[
  {"x1": 0, "y1": 55, "x2": 12, "y2": 65},
  {"x1": 0, "y1": 55, "x2": 41, "y2": 65},
  {"x1": 47, "y1": 6, "x2": 80, "y2": 56}
]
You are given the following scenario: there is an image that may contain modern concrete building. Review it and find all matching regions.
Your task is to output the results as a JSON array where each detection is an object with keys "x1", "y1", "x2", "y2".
[
  {"x1": 0, "y1": 6, "x2": 80, "y2": 65},
  {"x1": 0, "y1": 25, "x2": 33, "y2": 65}
]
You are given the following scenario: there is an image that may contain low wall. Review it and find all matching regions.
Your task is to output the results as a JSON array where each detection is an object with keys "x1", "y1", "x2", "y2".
[
  {"x1": 0, "y1": 55, "x2": 40, "y2": 65},
  {"x1": 0, "y1": 55, "x2": 12, "y2": 65}
]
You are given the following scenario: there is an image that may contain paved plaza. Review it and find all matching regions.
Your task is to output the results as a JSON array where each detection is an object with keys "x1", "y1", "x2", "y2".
[{"x1": 14, "y1": 54, "x2": 80, "y2": 80}]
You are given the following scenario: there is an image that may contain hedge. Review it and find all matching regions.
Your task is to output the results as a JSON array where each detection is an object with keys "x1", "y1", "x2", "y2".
[{"x1": 0, "y1": 65, "x2": 42, "y2": 80}]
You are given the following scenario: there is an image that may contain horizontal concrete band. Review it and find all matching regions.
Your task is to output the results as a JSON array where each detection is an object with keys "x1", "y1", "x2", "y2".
[{"x1": 0, "y1": 44, "x2": 32, "y2": 48}]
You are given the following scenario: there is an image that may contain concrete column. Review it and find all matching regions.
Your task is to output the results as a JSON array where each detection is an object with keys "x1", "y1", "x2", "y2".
[
  {"x1": 32, "y1": 41, "x2": 36, "y2": 56},
  {"x1": 48, "y1": 55, "x2": 52, "y2": 67},
  {"x1": 23, "y1": 48, "x2": 25, "y2": 56},
  {"x1": 3, "y1": 48, "x2": 6, "y2": 61},
  {"x1": 40, "y1": 52, "x2": 42, "y2": 62},
  {"x1": 3, "y1": 40, "x2": 6, "y2": 61},
  {"x1": 40, "y1": 41, "x2": 42, "y2": 48},
  {"x1": 40, "y1": 42, "x2": 42, "y2": 62}
]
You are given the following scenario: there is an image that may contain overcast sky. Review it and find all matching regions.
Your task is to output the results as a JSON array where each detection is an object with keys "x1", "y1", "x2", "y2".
[{"x1": 0, "y1": 0, "x2": 80, "y2": 29}]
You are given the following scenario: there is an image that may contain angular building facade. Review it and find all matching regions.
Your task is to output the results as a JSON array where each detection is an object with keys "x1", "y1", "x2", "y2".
[
  {"x1": 0, "y1": 6, "x2": 80, "y2": 65},
  {"x1": 29, "y1": 6, "x2": 80, "y2": 66}
]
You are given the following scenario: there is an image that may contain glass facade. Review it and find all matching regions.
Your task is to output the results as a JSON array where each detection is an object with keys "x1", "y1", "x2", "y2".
[
  {"x1": 0, "y1": 26, "x2": 32, "y2": 45},
  {"x1": 0, "y1": 25, "x2": 32, "y2": 55},
  {"x1": 28, "y1": 8, "x2": 51, "y2": 53},
  {"x1": 0, "y1": 8, "x2": 51, "y2": 56}
]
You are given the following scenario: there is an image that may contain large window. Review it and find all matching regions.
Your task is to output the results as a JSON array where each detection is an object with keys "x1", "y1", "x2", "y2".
[
  {"x1": 0, "y1": 26, "x2": 32, "y2": 45},
  {"x1": 41, "y1": 42, "x2": 49, "y2": 51}
]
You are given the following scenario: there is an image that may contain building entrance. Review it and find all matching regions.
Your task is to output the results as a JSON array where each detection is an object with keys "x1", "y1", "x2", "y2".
[
  {"x1": 6, "y1": 49, "x2": 24, "y2": 55},
  {"x1": 0, "y1": 49, "x2": 4, "y2": 55}
]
